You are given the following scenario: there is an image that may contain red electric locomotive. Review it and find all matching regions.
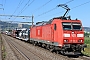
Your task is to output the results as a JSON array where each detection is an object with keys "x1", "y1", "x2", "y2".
[{"x1": 30, "y1": 4, "x2": 87, "y2": 55}]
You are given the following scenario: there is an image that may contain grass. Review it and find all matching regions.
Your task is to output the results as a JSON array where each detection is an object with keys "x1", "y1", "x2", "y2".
[
  {"x1": 0, "y1": 34, "x2": 6, "y2": 59},
  {"x1": 82, "y1": 37, "x2": 90, "y2": 56},
  {"x1": 2, "y1": 46, "x2": 6, "y2": 58}
]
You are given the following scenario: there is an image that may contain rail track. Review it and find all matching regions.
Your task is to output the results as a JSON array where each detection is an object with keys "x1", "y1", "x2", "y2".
[
  {"x1": 6, "y1": 35, "x2": 73, "y2": 60},
  {"x1": 2, "y1": 34, "x2": 52, "y2": 60},
  {"x1": 2, "y1": 35, "x2": 30, "y2": 60},
  {"x1": 1, "y1": 34, "x2": 90, "y2": 60},
  {"x1": 73, "y1": 56, "x2": 90, "y2": 60}
]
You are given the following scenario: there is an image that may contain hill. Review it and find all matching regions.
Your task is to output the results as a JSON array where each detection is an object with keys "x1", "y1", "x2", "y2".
[
  {"x1": 84, "y1": 27, "x2": 90, "y2": 32},
  {"x1": 0, "y1": 20, "x2": 31, "y2": 30}
]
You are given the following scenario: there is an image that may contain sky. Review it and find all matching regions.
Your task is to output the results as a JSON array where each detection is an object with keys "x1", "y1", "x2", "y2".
[{"x1": 0, "y1": 0, "x2": 90, "y2": 27}]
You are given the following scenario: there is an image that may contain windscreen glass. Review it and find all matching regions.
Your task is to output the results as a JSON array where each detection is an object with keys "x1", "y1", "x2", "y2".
[
  {"x1": 62, "y1": 23, "x2": 71, "y2": 30},
  {"x1": 62, "y1": 22, "x2": 82, "y2": 30},
  {"x1": 72, "y1": 23, "x2": 81, "y2": 30}
]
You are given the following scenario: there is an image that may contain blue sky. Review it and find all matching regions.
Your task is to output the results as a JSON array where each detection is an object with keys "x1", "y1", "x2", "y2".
[{"x1": 0, "y1": 0, "x2": 90, "y2": 27}]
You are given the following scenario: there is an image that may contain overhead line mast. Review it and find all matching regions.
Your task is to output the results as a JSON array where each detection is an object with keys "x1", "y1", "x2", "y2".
[{"x1": 0, "y1": 14, "x2": 34, "y2": 26}]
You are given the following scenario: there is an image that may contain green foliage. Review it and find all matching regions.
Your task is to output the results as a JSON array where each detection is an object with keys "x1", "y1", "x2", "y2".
[
  {"x1": 84, "y1": 37, "x2": 90, "y2": 44},
  {"x1": 82, "y1": 37, "x2": 90, "y2": 56},
  {"x1": 84, "y1": 32, "x2": 90, "y2": 37}
]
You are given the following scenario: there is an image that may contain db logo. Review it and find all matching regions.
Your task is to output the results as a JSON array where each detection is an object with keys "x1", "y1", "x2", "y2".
[
  {"x1": 38, "y1": 30, "x2": 40, "y2": 35},
  {"x1": 72, "y1": 34, "x2": 76, "y2": 37}
]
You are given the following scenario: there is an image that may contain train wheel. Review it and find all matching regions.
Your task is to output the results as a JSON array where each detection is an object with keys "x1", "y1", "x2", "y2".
[
  {"x1": 49, "y1": 48, "x2": 54, "y2": 52},
  {"x1": 46, "y1": 44, "x2": 50, "y2": 50},
  {"x1": 49, "y1": 45, "x2": 54, "y2": 52},
  {"x1": 38, "y1": 42, "x2": 42, "y2": 47},
  {"x1": 42, "y1": 43, "x2": 46, "y2": 48},
  {"x1": 56, "y1": 51, "x2": 59, "y2": 54},
  {"x1": 27, "y1": 40, "x2": 30, "y2": 43},
  {"x1": 60, "y1": 50, "x2": 65, "y2": 55},
  {"x1": 30, "y1": 40, "x2": 33, "y2": 44},
  {"x1": 33, "y1": 41, "x2": 37, "y2": 46}
]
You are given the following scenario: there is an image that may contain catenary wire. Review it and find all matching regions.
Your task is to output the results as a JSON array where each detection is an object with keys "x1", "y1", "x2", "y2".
[
  {"x1": 17, "y1": 0, "x2": 35, "y2": 15},
  {"x1": 36, "y1": 0, "x2": 90, "y2": 19},
  {"x1": 11, "y1": 0, "x2": 24, "y2": 16},
  {"x1": 35, "y1": 0, "x2": 74, "y2": 18},
  {"x1": 2, "y1": 0, "x2": 6, "y2": 19},
  {"x1": 71, "y1": 0, "x2": 90, "y2": 9},
  {"x1": 12, "y1": 0, "x2": 31, "y2": 20},
  {"x1": 31, "y1": 0, "x2": 52, "y2": 14}
]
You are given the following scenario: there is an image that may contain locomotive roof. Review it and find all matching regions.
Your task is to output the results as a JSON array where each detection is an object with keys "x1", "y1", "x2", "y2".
[{"x1": 35, "y1": 16, "x2": 79, "y2": 26}]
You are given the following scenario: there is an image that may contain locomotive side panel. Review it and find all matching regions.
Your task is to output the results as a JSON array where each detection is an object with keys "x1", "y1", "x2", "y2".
[
  {"x1": 30, "y1": 24, "x2": 53, "y2": 42},
  {"x1": 42, "y1": 25, "x2": 53, "y2": 41},
  {"x1": 51, "y1": 19, "x2": 64, "y2": 46},
  {"x1": 30, "y1": 27, "x2": 36, "y2": 39}
]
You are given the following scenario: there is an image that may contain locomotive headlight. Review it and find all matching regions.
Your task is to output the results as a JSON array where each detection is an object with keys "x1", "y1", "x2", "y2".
[
  {"x1": 64, "y1": 40, "x2": 68, "y2": 42},
  {"x1": 78, "y1": 40, "x2": 83, "y2": 42},
  {"x1": 64, "y1": 34, "x2": 70, "y2": 37},
  {"x1": 77, "y1": 34, "x2": 83, "y2": 37}
]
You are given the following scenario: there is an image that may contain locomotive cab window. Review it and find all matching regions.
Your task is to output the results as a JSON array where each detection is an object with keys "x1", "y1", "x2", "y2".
[
  {"x1": 54, "y1": 24, "x2": 57, "y2": 30},
  {"x1": 72, "y1": 23, "x2": 82, "y2": 30},
  {"x1": 62, "y1": 22, "x2": 71, "y2": 30}
]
